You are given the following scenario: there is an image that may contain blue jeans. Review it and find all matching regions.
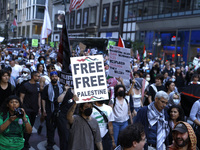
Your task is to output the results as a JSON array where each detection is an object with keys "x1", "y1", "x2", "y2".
[{"x1": 112, "y1": 121, "x2": 128, "y2": 145}]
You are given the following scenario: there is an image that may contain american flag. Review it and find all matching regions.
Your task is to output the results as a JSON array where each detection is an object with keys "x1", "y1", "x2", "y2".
[{"x1": 69, "y1": 0, "x2": 85, "y2": 13}]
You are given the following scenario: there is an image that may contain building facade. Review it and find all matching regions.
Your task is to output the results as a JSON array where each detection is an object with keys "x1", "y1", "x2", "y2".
[
  {"x1": 17, "y1": 0, "x2": 53, "y2": 43},
  {"x1": 122, "y1": 0, "x2": 200, "y2": 63},
  {"x1": 52, "y1": 0, "x2": 123, "y2": 43}
]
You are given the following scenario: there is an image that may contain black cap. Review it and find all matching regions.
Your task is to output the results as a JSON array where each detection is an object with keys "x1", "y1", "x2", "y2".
[{"x1": 173, "y1": 123, "x2": 188, "y2": 133}]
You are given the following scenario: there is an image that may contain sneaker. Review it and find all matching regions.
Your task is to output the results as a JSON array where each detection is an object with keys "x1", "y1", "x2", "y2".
[{"x1": 37, "y1": 125, "x2": 43, "y2": 135}]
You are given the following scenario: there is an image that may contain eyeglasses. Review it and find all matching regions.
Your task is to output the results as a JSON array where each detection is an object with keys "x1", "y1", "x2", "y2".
[
  {"x1": 51, "y1": 68, "x2": 55, "y2": 70},
  {"x1": 22, "y1": 72, "x2": 27, "y2": 74}
]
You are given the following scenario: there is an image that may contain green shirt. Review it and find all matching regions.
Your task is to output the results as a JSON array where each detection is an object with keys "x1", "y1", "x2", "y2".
[{"x1": 0, "y1": 112, "x2": 30, "y2": 150}]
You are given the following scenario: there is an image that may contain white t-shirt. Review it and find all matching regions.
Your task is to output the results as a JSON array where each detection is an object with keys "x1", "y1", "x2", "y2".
[
  {"x1": 91, "y1": 104, "x2": 114, "y2": 138},
  {"x1": 11, "y1": 64, "x2": 23, "y2": 79}
]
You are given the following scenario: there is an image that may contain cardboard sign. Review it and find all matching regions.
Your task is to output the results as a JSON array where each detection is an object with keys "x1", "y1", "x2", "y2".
[
  {"x1": 32, "y1": 39, "x2": 38, "y2": 47},
  {"x1": 107, "y1": 40, "x2": 116, "y2": 50},
  {"x1": 109, "y1": 46, "x2": 131, "y2": 79},
  {"x1": 59, "y1": 72, "x2": 73, "y2": 87},
  {"x1": 71, "y1": 55, "x2": 108, "y2": 103},
  {"x1": 50, "y1": 42, "x2": 54, "y2": 48}
]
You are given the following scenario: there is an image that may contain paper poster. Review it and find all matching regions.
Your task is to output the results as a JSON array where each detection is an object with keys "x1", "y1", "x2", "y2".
[
  {"x1": 71, "y1": 55, "x2": 108, "y2": 103},
  {"x1": 109, "y1": 46, "x2": 131, "y2": 79}
]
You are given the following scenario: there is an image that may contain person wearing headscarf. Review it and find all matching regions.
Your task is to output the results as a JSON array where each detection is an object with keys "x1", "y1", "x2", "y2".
[{"x1": 168, "y1": 121, "x2": 197, "y2": 150}]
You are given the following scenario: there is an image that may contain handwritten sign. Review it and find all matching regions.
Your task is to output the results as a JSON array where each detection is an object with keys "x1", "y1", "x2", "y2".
[
  {"x1": 109, "y1": 46, "x2": 131, "y2": 79},
  {"x1": 71, "y1": 55, "x2": 108, "y2": 103},
  {"x1": 59, "y1": 72, "x2": 73, "y2": 87}
]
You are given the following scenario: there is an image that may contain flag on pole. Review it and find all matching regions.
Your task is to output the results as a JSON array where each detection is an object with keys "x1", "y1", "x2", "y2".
[
  {"x1": 136, "y1": 50, "x2": 140, "y2": 61},
  {"x1": 118, "y1": 36, "x2": 125, "y2": 48},
  {"x1": 58, "y1": 14, "x2": 71, "y2": 73},
  {"x1": 143, "y1": 45, "x2": 146, "y2": 59},
  {"x1": 11, "y1": 18, "x2": 18, "y2": 32},
  {"x1": 69, "y1": 0, "x2": 85, "y2": 13},
  {"x1": 41, "y1": 0, "x2": 52, "y2": 42},
  {"x1": 12, "y1": 18, "x2": 18, "y2": 27}
]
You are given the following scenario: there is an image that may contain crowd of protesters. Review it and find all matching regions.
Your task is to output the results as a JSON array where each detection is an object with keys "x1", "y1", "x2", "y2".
[{"x1": 0, "y1": 45, "x2": 200, "y2": 150}]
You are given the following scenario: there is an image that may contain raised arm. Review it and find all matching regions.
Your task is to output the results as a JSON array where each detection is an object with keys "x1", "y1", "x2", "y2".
[{"x1": 66, "y1": 95, "x2": 79, "y2": 124}]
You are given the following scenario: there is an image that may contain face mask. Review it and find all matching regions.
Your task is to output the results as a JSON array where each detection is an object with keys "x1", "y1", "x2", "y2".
[
  {"x1": 171, "y1": 78, "x2": 176, "y2": 82},
  {"x1": 5, "y1": 61, "x2": 9, "y2": 64},
  {"x1": 18, "y1": 57, "x2": 22, "y2": 60},
  {"x1": 40, "y1": 60, "x2": 44, "y2": 64},
  {"x1": 83, "y1": 108, "x2": 92, "y2": 116},
  {"x1": 173, "y1": 99, "x2": 180, "y2": 105},
  {"x1": 118, "y1": 90, "x2": 125, "y2": 97},
  {"x1": 146, "y1": 77, "x2": 150, "y2": 81},
  {"x1": 30, "y1": 60, "x2": 34, "y2": 63}
]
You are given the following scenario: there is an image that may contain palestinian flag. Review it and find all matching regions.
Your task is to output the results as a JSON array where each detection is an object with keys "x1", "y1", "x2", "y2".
[{"x1": 143, "y1": 45, "x2": 146, "y2": 59}]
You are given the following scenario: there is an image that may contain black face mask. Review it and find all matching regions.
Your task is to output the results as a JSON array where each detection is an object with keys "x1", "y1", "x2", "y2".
[
  {"x1": 83, "y1": 108, "x2": 92, "y2": 116},
  {"x1": 118, "y1": 90, "x2": 125, "y2": 97}
]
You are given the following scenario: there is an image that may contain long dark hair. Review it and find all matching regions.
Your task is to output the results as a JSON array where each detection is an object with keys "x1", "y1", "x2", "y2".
[
  {"x1": 114, "y1": 84, "x2": 126, "y2": 98},
  {"x1": 37, "y1": 63, "x2": 44, "y2": 74},
  {"x1": 0, "y1": 95, "x2": 22, "y2": 117},
  {"x1": 168, "y1": 105, "x2": 185, "y2": 122}
]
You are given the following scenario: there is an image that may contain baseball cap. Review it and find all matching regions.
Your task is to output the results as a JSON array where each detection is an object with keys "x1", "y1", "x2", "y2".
[{"x1": 173, "y1": 123, "x2": 188, "y2": 133}]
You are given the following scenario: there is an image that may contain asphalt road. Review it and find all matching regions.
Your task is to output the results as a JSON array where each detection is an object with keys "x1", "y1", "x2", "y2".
[{"x1": 28, "y1": 115, "x2": 60, "y2": 150}]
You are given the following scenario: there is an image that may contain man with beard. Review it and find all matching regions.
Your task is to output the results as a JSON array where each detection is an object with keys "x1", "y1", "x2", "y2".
[
  {"x1": 42, "y1": 71, "x2": 69, "y2": 150},
  {"x1": 20, "y1": 71, "x2": 41, "y2": 149},
  {"x1": 168, "y1": 121, "x2": 198, "y2": 150}
]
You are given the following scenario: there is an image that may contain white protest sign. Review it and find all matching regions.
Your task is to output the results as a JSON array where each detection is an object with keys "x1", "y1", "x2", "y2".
[
  {"x1": 71, "y1": 55, "x2": 108, "y2": 103},
  {"x1": 109, "y1": 46, "x2": 131, "y2": 79}
]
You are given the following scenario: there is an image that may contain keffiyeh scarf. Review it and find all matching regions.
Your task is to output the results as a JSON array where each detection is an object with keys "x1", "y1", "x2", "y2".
[
  {"x1": 147, "y1": 102, "x2": 170, "y2": 150},
  {"x1": 48, "y1": 81, "x2": 63, "y2": 112}
]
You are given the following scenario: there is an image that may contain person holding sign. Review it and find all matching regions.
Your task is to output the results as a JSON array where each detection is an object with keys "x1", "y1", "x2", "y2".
[{"x1": 67, "y1": 100, "x2": 103, "y2": 150}]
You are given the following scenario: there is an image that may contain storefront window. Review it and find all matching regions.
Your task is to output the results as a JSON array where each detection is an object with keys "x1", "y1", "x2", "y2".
[{"x1": 189, "y1": 30, "x2": 200, "y2": 61}]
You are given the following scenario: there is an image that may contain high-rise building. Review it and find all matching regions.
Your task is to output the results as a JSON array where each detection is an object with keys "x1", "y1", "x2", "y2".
[
  {"x1": 17, "y1": 0, "x2": 53, "y2": 43},
  {"x1": 123, "y1": 0, "x2": 200, "y2": 63}
]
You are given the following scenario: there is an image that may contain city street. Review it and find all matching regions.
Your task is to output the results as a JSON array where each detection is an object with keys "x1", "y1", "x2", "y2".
[{"x1": 29, "y1": 116, "x2": 60, "y2": 150}]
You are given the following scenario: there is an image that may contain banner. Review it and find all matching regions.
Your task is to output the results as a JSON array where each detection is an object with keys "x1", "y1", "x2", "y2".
[
  {"x1": 32, "y1": 39, "x2": 38, "y2": 47},
  {"x1": 59, "y1": 72, "x2": 73, "y2": 87},
  {"x1": 109, "y1": 46, "x2": 131, "y2": 79},
  {"x1": 71, "y1": 55, "x2": 108, "y2": 103}
]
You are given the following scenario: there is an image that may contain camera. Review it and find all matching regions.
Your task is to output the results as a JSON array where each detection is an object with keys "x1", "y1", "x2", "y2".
[{"x1": 14, "y1": 108, "x2": 24, "y2": 118}]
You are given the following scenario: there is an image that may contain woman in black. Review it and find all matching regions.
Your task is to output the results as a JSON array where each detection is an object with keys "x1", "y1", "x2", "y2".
[
  {"x1": 0, "y1": 69, "x2": 15, "y2": 107},
  {"x1": 174, "y1": 67, "x2": 185, "y2": 92}
]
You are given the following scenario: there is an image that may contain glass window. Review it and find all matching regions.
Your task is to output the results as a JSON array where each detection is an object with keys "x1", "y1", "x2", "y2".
[
  {"x1": 193, "y1": 0, "x2": 200, "y2": 13},
  {"x1": 90, "y1": 6, "x2": 97, "y2": 26},
  {"x1": 36, "y1": 6, "x2": 44, "y2": 19},
  {"x1": 70, "y1": 11, "x2": 75, "y2": 29},
  {"x1": 27, "y1": 25, "x2": 30, "y2": 37},
  {"x1": 137, "y1": 2, "x2": 143, "y2": 20},
  {"x1": 76, "y1": 9, "x2": 82, "y2": 28},
  {"x1": 83, "y1": 8, "x2": 89, "y2": 27},
  {"x1": 111, "y1": 1, "x2": 120, "y2": 25},
  {"x1": 102, "y1": 3, "x2": 110, "y2": 26},
  {"x1": 36, "y1": 0, "x2": 45, "y2": 5},
  {"x1": 185, "y1": 0, "x2": 193, "y2": 11}
]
